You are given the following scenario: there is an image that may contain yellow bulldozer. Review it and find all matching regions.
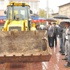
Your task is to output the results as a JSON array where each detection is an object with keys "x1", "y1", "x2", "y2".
[
  {"x1": 2, "y1": 2, "x2": 32, "y2": 31},
  {"x1": 0, "y1": 2, "x2": 51, "y2": 68}
]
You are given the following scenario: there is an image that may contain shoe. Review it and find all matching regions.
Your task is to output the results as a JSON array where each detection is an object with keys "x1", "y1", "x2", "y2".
[
  {"x1": 62, "y1": 58, "x2": 67, "y2": 60},
  {"x1": 59, "y1": 50, "x2": 64, "y2": 53},
  {"x1": 64, "y1": 62, "x2": 70, "y2": 68},
  {"x1": 61, "y1": 53, "x2": 65, "y2": 55},
  {"x1": 50, "y1": 47, "x2": 53, "y2": 49}
]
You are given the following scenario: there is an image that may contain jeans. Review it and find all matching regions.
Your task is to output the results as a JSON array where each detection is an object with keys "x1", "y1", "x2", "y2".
[
  {"x1": 48, "y1": 36, "x2": 54, "y2": 48},
  {"x1": 60, "y1": 38, "x2": 64, "y2": 53}
]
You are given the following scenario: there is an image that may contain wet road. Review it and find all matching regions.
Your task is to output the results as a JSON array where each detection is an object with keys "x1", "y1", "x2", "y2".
[
  {"x1": 0, "y1": 38, "x2": 70, "y2": 70},
  {"x1": 46, "y1": 38, "x2": 70, "y2": 70}
]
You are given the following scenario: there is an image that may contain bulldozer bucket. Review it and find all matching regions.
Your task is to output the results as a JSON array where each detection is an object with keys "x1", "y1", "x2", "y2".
[{"x1": 0, "y1": 30, "x2": 52, "y2": 63}]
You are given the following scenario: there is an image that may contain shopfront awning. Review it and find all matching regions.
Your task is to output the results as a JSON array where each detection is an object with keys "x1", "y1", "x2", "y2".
[{"x1": 0, "y1": 16, "x2": 6, "y2": 20}]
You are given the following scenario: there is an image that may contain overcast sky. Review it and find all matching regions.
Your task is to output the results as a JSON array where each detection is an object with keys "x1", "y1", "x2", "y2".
[{"x1": 39, "y1": 0, "x2": 70, "y2": 13}]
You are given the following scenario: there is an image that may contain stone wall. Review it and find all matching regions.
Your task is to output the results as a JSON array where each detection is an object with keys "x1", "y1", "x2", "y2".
[{"x1": 59, "y1": 3, "x2": 70, "y2": 17}]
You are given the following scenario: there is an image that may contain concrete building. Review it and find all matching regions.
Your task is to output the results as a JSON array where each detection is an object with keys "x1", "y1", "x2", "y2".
[
  {"x1": 51, "y1": 2, "x2": 70, "y2": 18},
  {"x1": 59, "y1": 2, "x2": 70, "y2": 17}
]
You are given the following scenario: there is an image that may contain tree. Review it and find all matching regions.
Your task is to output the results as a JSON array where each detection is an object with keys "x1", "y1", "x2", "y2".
[{"x1": 38, "y1": 9, "x2": 47, "y2": 18}]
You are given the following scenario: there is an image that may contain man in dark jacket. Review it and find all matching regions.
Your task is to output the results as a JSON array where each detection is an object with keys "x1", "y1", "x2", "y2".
[
  {"x1": 58, "y1": 25, "x2": 65, "y2": 54},
  {"x1": 53, "y1": 23, "x2": 58, "y2": 47}
]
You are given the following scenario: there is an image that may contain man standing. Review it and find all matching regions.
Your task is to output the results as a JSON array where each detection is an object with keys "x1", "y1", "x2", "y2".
[
  {"x1": 47, "y1": 22, "x2": 54, "y2": 48},
  {"x1": 53, "y1": 23, "x2": 58, "y2": 47},
  {"x1": 63, "y1": 22, "x2": 70, "y2": 67},
  {"x1": 58, "y1": 24, "x2": 65, "y2": 54}
]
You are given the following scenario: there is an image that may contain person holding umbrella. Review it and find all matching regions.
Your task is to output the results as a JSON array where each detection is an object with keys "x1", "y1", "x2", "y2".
[
  {"x1": 53, "y1": 15, "x2": 70, "y2": 54},
  {"x1": 61, "y1": 21, "x2": 70, "y2": 67},
  {"x1": 64, "y1": 22, "x2": 70, "y2": 67},
  {"x1": 45, "y1": 18, "x2": 57, "y2": 48}
]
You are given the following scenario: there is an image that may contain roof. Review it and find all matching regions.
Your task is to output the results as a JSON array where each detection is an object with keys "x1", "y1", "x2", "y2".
[
  {"x1": 52, "y1": 13, "x2": 59, "y2": 15},
  {"x1": 8, "y1": 2, "x2": 30, "y2": 7},
  {"x1": 59, "y1": 2, "x2": 70, "y2": 7}
]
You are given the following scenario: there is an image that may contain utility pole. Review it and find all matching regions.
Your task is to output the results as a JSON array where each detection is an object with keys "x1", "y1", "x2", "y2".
[
  {"x1": 46, "y1": 0, "x2": 49, "y2": 25},
  {"x1": 46, "y1": 0, "x2": 49, "y2": 18}
]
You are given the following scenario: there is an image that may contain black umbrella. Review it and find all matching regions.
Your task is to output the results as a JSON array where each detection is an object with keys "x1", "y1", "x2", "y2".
[
  {"x1": 61, "y1": 19, "x2": 70, "y2": 23},
  {"x1": 46, "y1": 18, "x2": 57, "y2": 22},
  {"x1": 53, "y1": 15, "x2": 70, "y2": 19},
  {"x1": 60, "y1": 19, "x2": 70, "y2": 27}
]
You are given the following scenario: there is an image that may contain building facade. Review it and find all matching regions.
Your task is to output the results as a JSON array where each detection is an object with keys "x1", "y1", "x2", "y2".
[
  {"x1": 51, "y1": 2, "x2": 70, "y2": 18},
  {"x1": 59, "y1": 2, "x2": 70, "y2": 17}
]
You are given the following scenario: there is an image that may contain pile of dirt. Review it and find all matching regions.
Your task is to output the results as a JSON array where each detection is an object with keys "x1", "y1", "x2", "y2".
[{"x1": 0, "y1": 31, "x2": 51, "y2": 55}]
